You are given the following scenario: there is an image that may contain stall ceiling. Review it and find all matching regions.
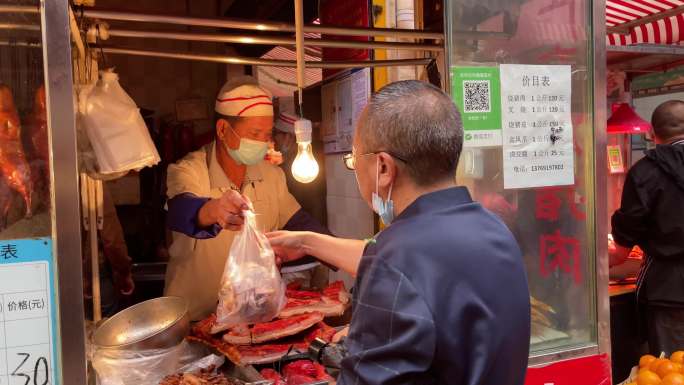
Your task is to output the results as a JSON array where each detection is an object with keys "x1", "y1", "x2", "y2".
[
  {"x1": 223, "y1": 0, "x2": 318, "y2": 57},
  {"x1": 607, "y1": 0, "x2": 684, "y2": 46},
  {"x1": 608, "y1": 44, "x2": 684, "y2": 72}
]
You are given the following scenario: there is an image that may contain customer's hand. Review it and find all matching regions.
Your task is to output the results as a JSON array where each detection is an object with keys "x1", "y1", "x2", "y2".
[
  {"x1": 266, "y1": 231, "x2": 309, "y2": 265},
  {"x1": 197, "y1": 190, "x2": 250, "y2": 231}
]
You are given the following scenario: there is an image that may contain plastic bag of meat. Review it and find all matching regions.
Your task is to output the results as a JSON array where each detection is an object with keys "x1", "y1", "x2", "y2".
[
  {"x1": 213, "y1": 209, "x2": 286, "y2": 332},
  {"x1": 82, "y1": 68, "x2": 160, "y2": 174}
]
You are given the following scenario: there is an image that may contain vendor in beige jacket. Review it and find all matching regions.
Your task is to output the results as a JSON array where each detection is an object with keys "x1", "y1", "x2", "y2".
[{"x1": 165, "y1": 77, "x2": 328, "y2": 320}]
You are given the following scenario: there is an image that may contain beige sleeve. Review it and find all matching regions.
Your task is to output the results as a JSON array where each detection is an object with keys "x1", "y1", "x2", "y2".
[
  {"x1": 275, "y1": 166, "x2": 301, "y2": 229},
  {"x1": 166, "y1": 159, "x2": 204, "y2": 199}
]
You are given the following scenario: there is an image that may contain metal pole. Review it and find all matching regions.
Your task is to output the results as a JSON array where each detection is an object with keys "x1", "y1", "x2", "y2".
[
  {"x1": 294, "y1": 0, "x2": 305, "y2": 111},
  {"x1": 88, "y1": 176, "x2": 102, "y2": 322},
  {"x1": 43, "y1": 0, "x2": 87, "y2": 382},
  {"x1": 0, "y1": 6, "x2": 517, "y2": 42},
  {"x1": 99, "y1": 46, "x2": 432, "y2": 68},
  {"x1": 79, "y1": 8, "x2": 443, "y2": 40},
  {"x1": 0, "y1": 22, "x2": 40, "y2": 31},
  {"x1": 0, "y1": 5, "x2": 39, "y2": 13},
  {"x1": 105, "y1": 28, "x2": 444, "y2": 51}
]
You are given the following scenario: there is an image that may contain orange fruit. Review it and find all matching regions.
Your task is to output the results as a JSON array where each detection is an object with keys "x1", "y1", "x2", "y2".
[
  {"x1": 673, "y1": 352, "x2": 684, "y2": 364},
  {"x1": 651, "y1": 358, "x2": 670, "y2": 372},
  {"x1": 663, "y1": 373, "x2": 684, "y2": 385},
  {"x1": 638, "y1": 370, "x2": 662, "y2": 385},
  {"x1": 674, "y1": 363, "x2": 683, "y2": 373},
  {"x1": 643, "y1": 355, "x2": 659, "y2": 368},
  {"x1": 658, "y1": 361, "x2": 679, "y2": 378}
]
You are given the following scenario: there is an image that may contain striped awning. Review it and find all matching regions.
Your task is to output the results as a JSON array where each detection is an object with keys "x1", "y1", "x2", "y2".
[
  {"x1": 256, "y1": 20, "x2": 323, "y2": 96},
  {"x1": 607, "y1": 0, "x2": 684, "y2": 45}
]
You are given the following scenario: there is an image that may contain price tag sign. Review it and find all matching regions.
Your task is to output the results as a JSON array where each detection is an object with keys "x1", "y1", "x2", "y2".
[
  {"x1": 500, "y1": 64, "x2": 575, "y2": 189},
  {"x1": 607, "y1": 145, "x2": 625, "y2": 174},
  {"x1": 0, "y1": 238, "x2": 58, "y2": 385}
]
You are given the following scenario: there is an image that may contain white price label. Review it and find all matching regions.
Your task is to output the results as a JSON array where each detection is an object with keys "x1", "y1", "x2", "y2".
[{"x1": 0, "y1": 240, "x2": 56, "y2": 385}]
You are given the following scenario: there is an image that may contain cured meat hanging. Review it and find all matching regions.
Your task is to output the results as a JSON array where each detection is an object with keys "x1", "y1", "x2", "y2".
[
  {"x1": 0, "y1": 84, "x2": 32, "y2": 219},
  {"x1": 24, "y1": 85, "x2": 49, "y2": 203},
  {"x1": 222, "y1": 312, "x2": 324, "y2": 345},
  {"x1": 278, "y1": 281, "x2": 350, "y2": 319}
]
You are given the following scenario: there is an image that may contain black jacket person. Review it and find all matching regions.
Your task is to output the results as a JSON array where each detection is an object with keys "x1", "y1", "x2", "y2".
[{"x1": 611, "y1": 100, "x2": 684, "y2": 355}]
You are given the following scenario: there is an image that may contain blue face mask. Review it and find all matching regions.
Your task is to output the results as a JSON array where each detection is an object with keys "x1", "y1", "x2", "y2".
[
  {"x1": 225, "y1": 128, "x2": 269, "y2": 165},
  {"x1": 371, "y1": 158, "x2": 394, "y2": 226}
]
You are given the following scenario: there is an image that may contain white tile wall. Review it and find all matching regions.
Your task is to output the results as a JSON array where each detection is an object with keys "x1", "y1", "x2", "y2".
[
  {"x1": 325, "y1": 153, "x2": 375, "y2": 289},
  {"x1": 325, "y1": 154, "x2": 362, "y2": 199}
]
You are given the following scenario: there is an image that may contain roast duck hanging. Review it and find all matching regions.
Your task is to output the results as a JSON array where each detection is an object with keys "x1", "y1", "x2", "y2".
[
  {"x1": 25, "y1": 85, "x2": 49, "y2": 203},
  {"x1": 0, "y1": 84, "x2": 33, "y2": 219}
]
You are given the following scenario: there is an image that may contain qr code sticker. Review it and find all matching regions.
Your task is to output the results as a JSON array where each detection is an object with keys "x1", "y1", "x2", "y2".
[{"x1": 463, "y1": 80, "x2": 491, "y2": 113}]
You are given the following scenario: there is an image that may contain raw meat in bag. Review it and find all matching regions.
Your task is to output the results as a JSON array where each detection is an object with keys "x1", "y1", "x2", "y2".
[{"x1": 212, "y1": 209, "x2": 285, "y2": 333}]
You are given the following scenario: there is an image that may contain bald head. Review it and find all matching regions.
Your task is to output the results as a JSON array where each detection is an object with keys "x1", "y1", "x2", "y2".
[
  {"x1": 357, "y1": 80, "x2": 463, "y2": 186},
  {"x1": 651, "y1": 100, "x2": 684, "y2": 143}
]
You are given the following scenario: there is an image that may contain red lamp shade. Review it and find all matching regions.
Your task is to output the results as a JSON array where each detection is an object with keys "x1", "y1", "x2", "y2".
[{"x1": 607, "y1": 103, "x2": 652, "y2": 134}]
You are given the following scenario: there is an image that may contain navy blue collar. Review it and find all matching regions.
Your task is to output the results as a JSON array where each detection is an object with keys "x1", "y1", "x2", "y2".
[{"x1": 396, "y1": 186, "x2": 472, "y2": 221}]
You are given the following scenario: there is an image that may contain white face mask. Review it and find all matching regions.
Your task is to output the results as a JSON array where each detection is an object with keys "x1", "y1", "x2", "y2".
[
  {"x1": 225, "y1": 127, "x2": 269, "y2": 165},
  {"x1": 371, "y1": 157, "x2": 394, "y2": 226}
]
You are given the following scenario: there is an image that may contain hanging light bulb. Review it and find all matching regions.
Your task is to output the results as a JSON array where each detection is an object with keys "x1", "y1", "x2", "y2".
[{"x1": 291, "y1": 118, "x2": 319, "y2": 183}]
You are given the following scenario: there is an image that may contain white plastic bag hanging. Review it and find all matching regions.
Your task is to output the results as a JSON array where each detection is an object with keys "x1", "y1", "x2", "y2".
[
  {"x1": 82, "y1": 69, "x2": 160, "y2": 174},
  {"x1": 213, "y1": 210, "x2": 286, "y2": 332}
]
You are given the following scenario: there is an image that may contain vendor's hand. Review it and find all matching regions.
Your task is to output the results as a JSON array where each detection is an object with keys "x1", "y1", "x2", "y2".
[
  {"x1": 197, "y1": 190, "x2": 250, "y2": 231},
  {"x1": 266, "y1": 231, "x2": 309, "y2": 265}
]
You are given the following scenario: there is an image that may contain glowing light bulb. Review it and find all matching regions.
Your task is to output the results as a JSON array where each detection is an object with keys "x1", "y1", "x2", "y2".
[
  {"x1": 292, "y1": 141, "x2": 319, "y2": 183},
  {"x1": 291, "y1": 118, "x2": 319, "y2": 183}
]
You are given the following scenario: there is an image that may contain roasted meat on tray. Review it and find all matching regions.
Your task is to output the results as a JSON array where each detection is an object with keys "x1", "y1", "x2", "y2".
[
  {"x1": 159, "y1": 365, "x2": 238, "y2": 385},
  {"x1": 188, "y1": 282, "x2": 348, "y2": 366},
  {"x1": 0, "y1": 84, "x2": 32, "y2": 219},
  {"x1": 260, "y1": 360, "x2": 334, "y2": 385}
]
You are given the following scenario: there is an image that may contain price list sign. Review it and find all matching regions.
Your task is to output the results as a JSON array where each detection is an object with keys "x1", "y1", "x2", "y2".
[
  {"x1": 0, "y1": 238, "x2": 57, "y2": 385},
  {"x1": 500, "y1": 64, "x2": 575, "y2": 189}
]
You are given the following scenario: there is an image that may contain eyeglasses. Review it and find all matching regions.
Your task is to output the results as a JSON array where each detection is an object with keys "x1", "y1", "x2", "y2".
[{"x1": 342, "y1": 151, "x2": 407, "y2": 170}]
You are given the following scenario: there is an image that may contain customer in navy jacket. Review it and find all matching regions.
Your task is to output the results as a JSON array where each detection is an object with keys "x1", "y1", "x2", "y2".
[{"x1": 267, "y1": 80, "x2": 531, "y2": 385}]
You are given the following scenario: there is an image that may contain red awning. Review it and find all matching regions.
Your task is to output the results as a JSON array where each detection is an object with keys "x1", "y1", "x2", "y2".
[{"x1": 607, "y1": 0, "x2": 684, "y2": 45}]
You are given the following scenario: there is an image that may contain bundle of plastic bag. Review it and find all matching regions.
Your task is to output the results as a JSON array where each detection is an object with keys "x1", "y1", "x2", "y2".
[
  {"x1": 82, "y1": 69, "x2": 160, "y2": 174},
  {"x1": 92, "y1": 341, "x2": 185, "y2": 385},
  {"x1": 212, "y1": 209, "x2": 286, "y2": 333},
  {"x1": 91, "y1": 340, "x2": 225, "y2": 385}
]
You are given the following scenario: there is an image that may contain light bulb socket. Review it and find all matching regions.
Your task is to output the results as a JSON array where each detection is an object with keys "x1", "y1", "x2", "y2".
[{"x1": 294, "y1": 118, "x2": 312, "y2": 143}]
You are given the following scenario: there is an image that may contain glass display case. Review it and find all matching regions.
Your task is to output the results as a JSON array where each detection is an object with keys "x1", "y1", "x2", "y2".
[{"x1": 446, "y1": 0, "x2": 609, "y2": 369}]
